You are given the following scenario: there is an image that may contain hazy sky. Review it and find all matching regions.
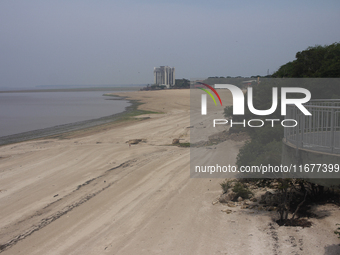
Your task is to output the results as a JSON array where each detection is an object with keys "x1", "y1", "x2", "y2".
[{"x1": 1, "y1": 0, "x2": 339, "y2": 87}]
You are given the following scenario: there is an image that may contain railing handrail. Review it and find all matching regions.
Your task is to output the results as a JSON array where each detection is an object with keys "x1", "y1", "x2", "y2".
[
  {"x1": 308, "y1": 99, "x2": 340, "y2": 102},
  {"x1": 284, "y1": 100, "x2": 340, "y2": 154},
  {"x1": 287, "y1": 104, "x2": 340, "y2": 110}
]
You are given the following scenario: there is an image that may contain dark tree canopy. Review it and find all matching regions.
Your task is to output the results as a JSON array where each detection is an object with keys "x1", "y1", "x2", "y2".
[
  {"x1": 272, "y1": 42, "x2": 340, "y2": 78},
  {"x1": 174, "y1": 79, "x2": 190, "y2": 88},
  {"x1": 231, "y1": 42, "x2": 340, "y2": 168}
]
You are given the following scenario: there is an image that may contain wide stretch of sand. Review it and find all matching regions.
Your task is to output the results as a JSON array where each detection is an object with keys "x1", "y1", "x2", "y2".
[{"x1": 0, "y1": 89, "x2": 340, "y2": 254}]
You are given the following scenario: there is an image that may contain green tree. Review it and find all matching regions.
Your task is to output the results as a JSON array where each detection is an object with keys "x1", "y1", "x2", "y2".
[
  {"x1": 273, "y1": 42, "x2": 340, "y2": 78},
  {"x1": 233, "y1": 42, "x2": 340, "y2": 168},
  {"x1": 174, "y1": 79, "x2": 190, "y2": 88}
]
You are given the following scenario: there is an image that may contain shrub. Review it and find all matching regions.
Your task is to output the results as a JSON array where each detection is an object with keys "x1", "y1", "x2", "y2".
[
  {"x1": 220, "y1": 179, "x2": 233, "y2": 194},
  {"x1": 232, "y1": 182, "x2": 252, "y2": 199}
]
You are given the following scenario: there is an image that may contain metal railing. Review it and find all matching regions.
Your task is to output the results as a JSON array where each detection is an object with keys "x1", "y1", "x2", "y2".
[{"x1": 284, "y1": 100, "x2": 340, "y2": 154}]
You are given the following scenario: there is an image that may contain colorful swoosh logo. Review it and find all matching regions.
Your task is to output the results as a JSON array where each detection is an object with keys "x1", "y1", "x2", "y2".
[{"x1": 197, "y1": 82, "x2": 223, "y2": 106}]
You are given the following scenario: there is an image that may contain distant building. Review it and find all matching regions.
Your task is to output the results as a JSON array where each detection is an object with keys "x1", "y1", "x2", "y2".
[{"x1": 154, "y1": 66, "x2": 175, "y2": 88}]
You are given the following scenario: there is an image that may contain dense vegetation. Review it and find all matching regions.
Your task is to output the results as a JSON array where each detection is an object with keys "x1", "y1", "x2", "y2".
[
  {"x1": 272, "y1": 42, "x2": 340, "y2": 78},
  {"x1": 174, "y1": 78, "x2": 190, "y2": 88},
  {"x1": 227, "y1": 42, "x2": 340, "y2": 168},
  {"x1": 220, "y1": 43, "x2": 340, "y2": 227}
]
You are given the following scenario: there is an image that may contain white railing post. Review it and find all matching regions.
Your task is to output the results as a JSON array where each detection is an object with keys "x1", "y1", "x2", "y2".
[{"x1": 330, "y1": 107, "x2": 335, "y2": 153}]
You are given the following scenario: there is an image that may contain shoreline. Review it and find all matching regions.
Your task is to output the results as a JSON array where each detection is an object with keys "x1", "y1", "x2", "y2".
[{"x1": 0, "y1": 94, "x2": 158, "y2": 147}]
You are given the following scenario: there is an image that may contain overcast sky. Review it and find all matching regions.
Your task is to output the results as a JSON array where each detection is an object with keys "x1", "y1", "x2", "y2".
[{"x1": 1, "y1": 0, "x2": 339, "y2": 88}]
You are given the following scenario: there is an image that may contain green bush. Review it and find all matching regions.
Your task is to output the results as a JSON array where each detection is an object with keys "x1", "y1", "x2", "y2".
[
  {"x1": 232, "y1": 182, "x2": 252, "y2": 199},
  {"x1": 220, "y1": 179, "x2": 233, "y2": 194}
]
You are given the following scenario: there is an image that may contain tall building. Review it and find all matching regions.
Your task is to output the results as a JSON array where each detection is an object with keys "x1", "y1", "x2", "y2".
[{"x1": 154, "y1": 66, "x2": 175, "y2": 88}]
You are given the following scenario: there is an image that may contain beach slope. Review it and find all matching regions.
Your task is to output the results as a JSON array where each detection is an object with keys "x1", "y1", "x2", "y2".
[{"x1": 0, "y1": 90, "x2": 339, "y2": 254}]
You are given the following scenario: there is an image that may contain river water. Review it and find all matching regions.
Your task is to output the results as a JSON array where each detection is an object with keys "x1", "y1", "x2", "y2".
[{"x1": 0, "y1": 91, "x2": 131, "y2": 145}]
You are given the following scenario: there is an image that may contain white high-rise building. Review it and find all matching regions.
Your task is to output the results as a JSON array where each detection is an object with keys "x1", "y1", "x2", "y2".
[{"x1": 154, "y1": 66, "x2": 175, "y2": 88}]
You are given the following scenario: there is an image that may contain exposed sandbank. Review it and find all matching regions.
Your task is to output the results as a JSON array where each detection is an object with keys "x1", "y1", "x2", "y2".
[{"x1": 0, "y1": 89, "x2": 339, "y2": 254}]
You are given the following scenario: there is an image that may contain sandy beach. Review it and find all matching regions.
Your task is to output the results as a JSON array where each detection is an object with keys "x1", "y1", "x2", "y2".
[{"x1": 0, "y1": 89, "x2": 340, "y2": 255}]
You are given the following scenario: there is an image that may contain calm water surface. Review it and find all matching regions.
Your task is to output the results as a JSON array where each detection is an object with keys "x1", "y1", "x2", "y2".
[{"x1": 0, "y1": 91, "x2": 130, "y2": 137}]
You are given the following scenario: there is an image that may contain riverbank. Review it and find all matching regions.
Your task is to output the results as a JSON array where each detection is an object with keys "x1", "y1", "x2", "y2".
[
  {"x1": 0, "y1": 91, "x2": 151, "y2": 146},
  {"x1": 0, "y1": 89, "x2": 339, "y2": 254}
]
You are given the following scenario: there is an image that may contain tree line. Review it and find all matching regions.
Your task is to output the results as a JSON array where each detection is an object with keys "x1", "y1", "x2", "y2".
[{"x1": 227, "y1": 42, "x2": 340, "y2": 168}]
